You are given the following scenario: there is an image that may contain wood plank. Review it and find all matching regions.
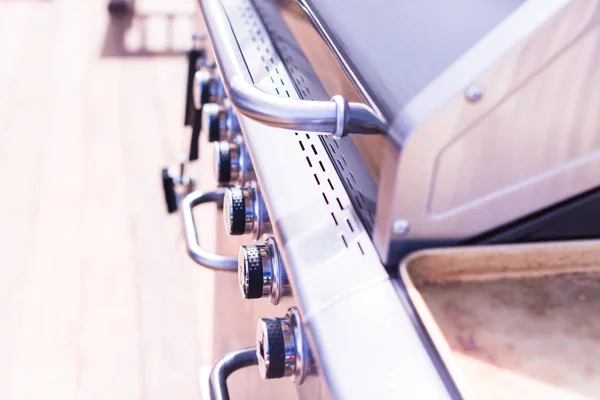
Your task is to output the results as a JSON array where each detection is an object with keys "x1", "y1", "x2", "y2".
[{"x1": 0, "y1": 0, "x2": 207, "y2": 398}]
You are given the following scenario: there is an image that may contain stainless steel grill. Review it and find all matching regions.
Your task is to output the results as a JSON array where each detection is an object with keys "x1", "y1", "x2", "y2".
[{"x1": 163, "y1": 0, "x2": 600, "y2": 398}]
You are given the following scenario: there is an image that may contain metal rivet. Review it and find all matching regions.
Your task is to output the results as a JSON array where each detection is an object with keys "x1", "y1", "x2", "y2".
[
  {"x1": 392, "y1": 220, "x2": 410, "y2": 236},
  {"x1": 464, "y1": 85, "x2": 482, "y2": 102}
]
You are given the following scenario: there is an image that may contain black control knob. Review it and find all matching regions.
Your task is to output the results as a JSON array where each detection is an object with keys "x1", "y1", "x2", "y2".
[
  {"x1": 188, "y1": 107, "x2": 203, "y2": 161},
  {"x1": 192, "y1": 66, "x2": 224, "y2": 110},
  {"x1": 256, "y1": 318, "x2": 287, "y2": 379},
  {"x1": 204, "y1": 103, "x2": 222, "y2": 143},
  {"x1": 192, "y1": 68, "x2": 211, "y2": 110},
  {"x1": 214, "y1": 141, "x2": 240, "y2": 186},
  {"x1": 184, "y1": 37, "x2": 206, "y2": 127},
  {"x1": 160, "y1": 163, "x2": 194, "y2": 214},
  {"x1": 213, "y1": 137, "x2": 254, "y2": 187},
  {"x1": 223, "y1": 184, "x2": 270, "y2": 239},
  {"x1": 223, "y1": 187, "x2": 250, "y2": 236},
  {"x1": 238, "y1": 245, "x2": 270, "y2": 300},
  {"x1": 162, "y1": 168, "x2": 178, "y2": 214},
  {"x1": 189, "y1": 65, "x2": 224, "y2": 161},
  {"x1": 256, "y1": 307, "x2": 308, "y2": 382},
  {"x1": 203, "y1": 99, "x2": 240, "y2": 142},
  {"x1": 189, "y1": 67, "x2": 210, "y2": 162},
  {"x1": 238, "y1": 237, "x2": 288, "y2": 304}
]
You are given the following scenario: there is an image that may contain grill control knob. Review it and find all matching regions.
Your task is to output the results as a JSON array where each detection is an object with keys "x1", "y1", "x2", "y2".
[
  {"x1": 203, "y1": 99, "x2": 240, "y2": 142},
  {"x1": 214, "y1": 136, "x2": 254, "y2": 187},
  {"x1": 238, "y1": 237, "x2": 288, "y2": 304},
  {"x1": 223, "y1": 183, "x2": 270, "y2": 239},
  {"x1": 214, "y1": 141, "x2": 239, "y2": 186},
  {"x1": 184, "y1": 37, "x2": 206, "y2": 127},
  {"x1": 193, "y1": 65, "x2": 225, "y2": 110},
  {"x1": 161, "y1": 162, "x2": 194, "y2": 213},
  {"x1": 256, "y1": 307, "x2": 309, "y2": 382}
]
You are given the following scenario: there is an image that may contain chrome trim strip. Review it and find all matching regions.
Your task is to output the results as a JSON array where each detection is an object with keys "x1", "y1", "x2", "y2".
[
  {"x1": 181, "y1": 190, "x2": 238, "y2": 271},
  {"x1": 199, "y1": 0, "x2": 387, "y2": 137}
]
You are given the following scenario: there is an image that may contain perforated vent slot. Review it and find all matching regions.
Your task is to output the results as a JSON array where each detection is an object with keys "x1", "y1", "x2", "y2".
[{"x1": 231, "y1": 0, "x2": 366, "y2": 256}]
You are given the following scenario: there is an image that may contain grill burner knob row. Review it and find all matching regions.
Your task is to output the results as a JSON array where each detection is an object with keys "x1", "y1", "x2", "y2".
[
  {"x1": 223, "y1": 183, "x2": 270, "y2": 239},
  {"x1": 214, "y1": 136, "x2": 254, "y2": 187},
  {"x1": 238, "y1": 237, "x2": 289, "y2": 304},
  {"x1": 203, "y1": 99, "x2": 240, "y2": 142},
  {"x1": 256, "y1": 307, "x2": 309, "y2": 382}
]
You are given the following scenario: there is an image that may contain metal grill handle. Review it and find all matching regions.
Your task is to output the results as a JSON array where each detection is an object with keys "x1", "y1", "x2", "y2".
[
  {"x1": 199, "y1": 0, "x2": 387, "y2": 138},
  {"x1": 181, "y1": 190, "x2": 238, "y2": 271}
]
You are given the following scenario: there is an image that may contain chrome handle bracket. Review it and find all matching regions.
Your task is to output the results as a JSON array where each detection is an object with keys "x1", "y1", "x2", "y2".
[
  {"x1": 209, "y1": 347, "x2": 258, "y2": 400},
  {"x1": 181, "y1": 190, "x2": 238, "y2": 271},
  {"x1": 199, "y1": 0, "x2": 387, "y2": 138}
]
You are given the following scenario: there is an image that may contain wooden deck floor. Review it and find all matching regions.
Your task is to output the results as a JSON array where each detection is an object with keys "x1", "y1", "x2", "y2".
[{"x1": 0, "y1": 0, "x2": 221, "y2": 398}]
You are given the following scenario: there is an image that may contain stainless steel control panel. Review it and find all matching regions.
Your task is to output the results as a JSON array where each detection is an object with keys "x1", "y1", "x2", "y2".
[{"x1": 193, "y1": 0, "x2": 456, "y2": 399}]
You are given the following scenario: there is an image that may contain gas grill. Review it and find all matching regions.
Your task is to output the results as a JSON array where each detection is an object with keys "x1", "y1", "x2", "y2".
[{"x1": 162, "y1": 0, "x2": 600, "y2": 398}]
